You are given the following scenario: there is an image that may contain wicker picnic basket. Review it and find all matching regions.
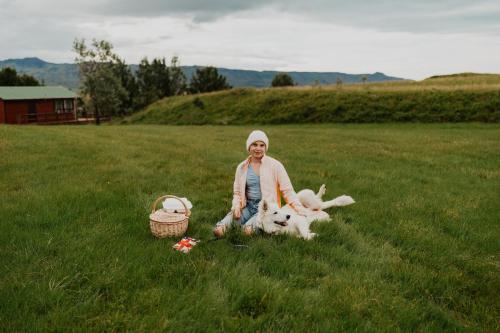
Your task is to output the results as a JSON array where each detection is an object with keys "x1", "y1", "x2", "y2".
[{"x1": 149, "y1": 195, "x2": 191, "y2": 238}]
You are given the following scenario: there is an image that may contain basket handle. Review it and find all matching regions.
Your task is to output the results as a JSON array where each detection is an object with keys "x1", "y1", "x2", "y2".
[{"x1": 151, "y1": 195, "x2": 191, "y2": 217}]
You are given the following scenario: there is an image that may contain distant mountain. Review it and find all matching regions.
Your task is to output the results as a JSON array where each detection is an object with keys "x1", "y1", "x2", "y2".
[
  {"x1": 0, "y1": 58, "x2": 81, "y2": 89},
  {"x1": 182, "y1": 67, "x2": 403, "y2": 88},
  {"x1": 0, "y1": 57, "x2": 404, "y2": 90}
]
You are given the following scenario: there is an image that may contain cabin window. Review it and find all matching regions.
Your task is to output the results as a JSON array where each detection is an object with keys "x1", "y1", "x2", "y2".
[{"x1": 55, "y1": 99, "x2": 74, "y2": 114}]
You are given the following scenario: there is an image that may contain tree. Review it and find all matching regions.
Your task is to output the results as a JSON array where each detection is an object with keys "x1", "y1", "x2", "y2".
[
  {"x1": 136, "y1": 57, "x2": 169, "y2": 107},
  {"x1": 271, "y1": 73, "x2": 294, "y2": 87},
  {"x1": 113, "y1": 58, "x2": 139, "y2": 114},
  {"x1": 336, "y1": 77, "x2": 343, "y2": 89},
  {"x1": 73, "y1": 38, "x2": 127, "y2": 124},
  {"x1": 189, "y1": 67, "x2": 231, "y2": 94},
  {"x1": 0, "y1": 67, "x2": 41, "y2": 86},
  {"x1": 136, "y1": 56, "x2": 187, "y2": 108},
  {"x1": 169, "y1": 56, "x2": 187, "y2": 96},
  {"x1": 86, "y1": 69, "x2": 126, "y2": 122}
]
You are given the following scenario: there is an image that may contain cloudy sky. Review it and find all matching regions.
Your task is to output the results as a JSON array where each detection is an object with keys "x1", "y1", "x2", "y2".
[{"x1": 1, "y1": 0, "x2": 499, "y2": 79}]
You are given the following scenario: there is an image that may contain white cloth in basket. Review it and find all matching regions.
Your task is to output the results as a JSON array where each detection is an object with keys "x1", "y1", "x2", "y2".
[{"x1": 162, "y1": 197, "x2": 193, "y2": 213}]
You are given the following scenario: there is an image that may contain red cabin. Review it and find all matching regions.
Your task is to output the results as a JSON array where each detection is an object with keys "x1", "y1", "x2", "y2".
[{"x1": 0, "y1": 86, "x2": 77, "y2": 124}]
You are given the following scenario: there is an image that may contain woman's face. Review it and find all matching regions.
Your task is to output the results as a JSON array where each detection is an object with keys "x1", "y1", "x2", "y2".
[{"x1": 249, "y1": 141, "x2": 266, "y2": 159}]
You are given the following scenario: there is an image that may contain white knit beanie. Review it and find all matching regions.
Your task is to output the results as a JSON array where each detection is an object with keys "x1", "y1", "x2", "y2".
[{"x1": 246, "y1": 130, "x2": 269, "y2": 152}]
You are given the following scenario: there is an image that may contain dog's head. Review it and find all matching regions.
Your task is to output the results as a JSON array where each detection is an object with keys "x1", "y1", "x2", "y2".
[{"x1": 257, "y1": 199, "x2": 290, "y2": 234}]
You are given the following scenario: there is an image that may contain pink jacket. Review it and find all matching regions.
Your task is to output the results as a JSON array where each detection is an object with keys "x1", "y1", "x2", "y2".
[{"x1": 231, "y1": 155, "x2": 306, "y2": 214}]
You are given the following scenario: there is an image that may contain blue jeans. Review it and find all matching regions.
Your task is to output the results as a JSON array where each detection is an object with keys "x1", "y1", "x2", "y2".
[{"x1": 216, "y1": 199, "x2": 260, "y2": 230}]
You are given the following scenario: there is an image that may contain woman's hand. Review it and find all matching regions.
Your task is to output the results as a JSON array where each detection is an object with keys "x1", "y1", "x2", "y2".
[{"x1": 233, "y1": 207, "x2": 241, "y2": 219}]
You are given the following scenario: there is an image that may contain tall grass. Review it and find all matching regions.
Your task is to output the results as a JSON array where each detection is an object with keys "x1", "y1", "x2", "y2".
[
  {"x1": 297, "y1": 73, "x2": 500, "y2": 91},
  {"x1": 123, "y1": 74, "x2": 500, "y2": 125},
  {"x1": 0, "y1": 124, "x2": 499, "y2": 332}
]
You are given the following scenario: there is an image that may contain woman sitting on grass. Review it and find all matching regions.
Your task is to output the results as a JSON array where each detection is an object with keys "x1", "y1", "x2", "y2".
[{"x1": 213, "y1": 130, "x2": 308, "y2": 237}]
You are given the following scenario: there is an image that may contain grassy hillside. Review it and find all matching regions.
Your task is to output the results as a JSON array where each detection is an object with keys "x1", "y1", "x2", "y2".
[
  {"x1": 123, "y1": 74, "x2": 500, "y2": 124},
  {"x1": 1, "y1": 124, "x2": 499, "y2": 331}
]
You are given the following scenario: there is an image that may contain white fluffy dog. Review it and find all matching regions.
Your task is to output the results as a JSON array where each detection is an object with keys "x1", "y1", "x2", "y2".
[{"x1": 255, "y1": 184, "x2": 355, "y2": 240}]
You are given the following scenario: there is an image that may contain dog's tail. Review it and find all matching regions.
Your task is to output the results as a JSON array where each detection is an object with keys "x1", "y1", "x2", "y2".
[{"x1": 321, "y1": 195, "x2": 355, "y2": 210}]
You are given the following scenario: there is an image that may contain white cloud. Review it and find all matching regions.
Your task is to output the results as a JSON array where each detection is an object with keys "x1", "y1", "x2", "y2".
[{"x1": 1, "y1": 1, "x2": 499, "y2": 79}]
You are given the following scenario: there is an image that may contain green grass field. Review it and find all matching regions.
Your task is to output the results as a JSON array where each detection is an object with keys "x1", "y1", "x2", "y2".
[{"x1": 1, "y1": 124, "x2": 499, "y2": 332}]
